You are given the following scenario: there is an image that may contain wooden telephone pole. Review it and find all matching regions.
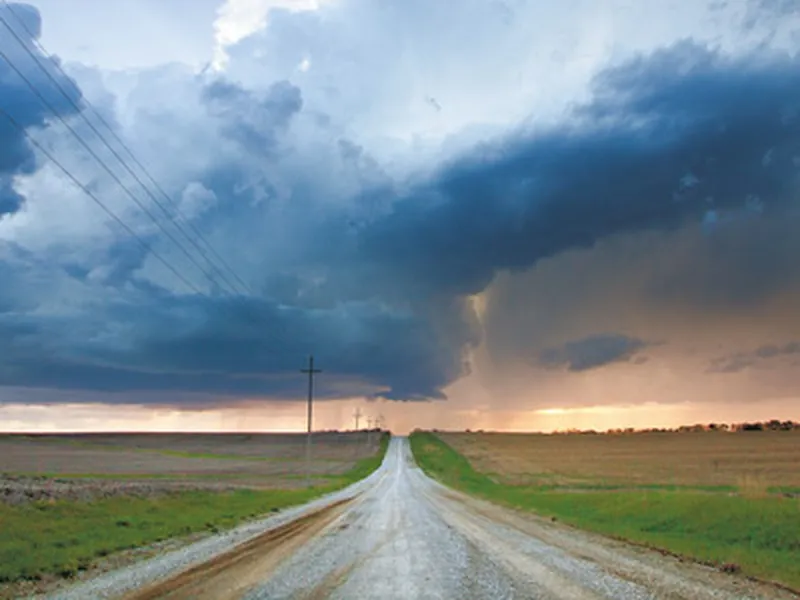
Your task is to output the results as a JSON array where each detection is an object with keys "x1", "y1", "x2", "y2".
[{"x1": 301, "y1": 355, "x2": 322, "y2": 487}]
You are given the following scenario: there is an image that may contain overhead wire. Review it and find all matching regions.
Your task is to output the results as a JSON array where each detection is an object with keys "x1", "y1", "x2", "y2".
[
  {"x1": 0, "y1": 39, "x2": 233, "y2": 297},
  {"x1": 0, "y1": 4, "x2": 253, "y2": 296},
  {"x1": 0, "y1": 106, "x2": 204, "y2": 295},
  {"x1": 0, "y1": 1, "x2": 251, "y2": 296}
]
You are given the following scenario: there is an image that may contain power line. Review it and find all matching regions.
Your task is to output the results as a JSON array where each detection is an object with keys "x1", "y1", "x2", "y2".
[
  {"x1": 0, "y1": 41, "x2": 228, "y2": 296},
  {"x1": 0, "y1": 1, "x2": 252, "y2": 296},
  {"x1": 0, "y1": 11, "x2": 249, "y2": 296},
  {"x1": 0, "y1": 106, "x2": 203, "y2": 295}
]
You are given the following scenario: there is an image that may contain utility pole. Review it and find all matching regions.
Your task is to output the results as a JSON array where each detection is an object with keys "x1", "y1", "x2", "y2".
[
  {"x1": 376, "y1": 414, "x2": 384, "y2": 448},
  {"x1": 352, "y1": 407, "x2": 363, "y2": 458},
  {"x1": 301, "y1": 355, "x2": 322, "y2": 488}
]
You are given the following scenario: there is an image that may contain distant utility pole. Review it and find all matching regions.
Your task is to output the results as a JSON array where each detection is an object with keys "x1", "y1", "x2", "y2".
[
  {"x1": 301, "y1": 355, "x2": 322, "y2": 488},
  {"x1": 352, "y1": 408, "x2": 363, "y2": 458}
]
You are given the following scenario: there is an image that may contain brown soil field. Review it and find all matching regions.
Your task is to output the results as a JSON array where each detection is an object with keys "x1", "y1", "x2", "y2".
[
  {"x1": 19, "y1": 432, "x2": 369, "y2": 460},
  {"x1": 0, "y1": 432, "x2": 379, "y2": 504},
  {"x1": 438, "y1": 430, "x2": 800, "y2": 490},
  {"x1": 0, "y1": 475, "x2": 249, "y2": 505}
]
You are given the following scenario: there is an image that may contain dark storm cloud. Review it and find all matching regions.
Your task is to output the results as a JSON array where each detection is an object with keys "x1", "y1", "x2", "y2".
[
  {"x1": 3, "y1": 37, "x2": 800, "y2": 403},
  {"x1": 0, "y1": 178, "x2": 25, "y2": 215},
  {"x1": 0, "y1": 3, "x2": 83, "y2": 215},
  {"x1": 538, "y1": 334, "x2": 650, "y2": 372},
  {"x1": 0, "y1": 292, "x2": 474, "y2": 402},
  {"x1": 708, "y1": 341, "x2": 800, "y2": 373},
  {"x1": 362, "y1": 41, "x2": 800, "y2": 298}
]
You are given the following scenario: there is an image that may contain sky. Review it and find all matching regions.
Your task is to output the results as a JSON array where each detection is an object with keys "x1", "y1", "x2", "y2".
[{"x1": 1, "y1": 0, "x2": 799, "y2": 434}]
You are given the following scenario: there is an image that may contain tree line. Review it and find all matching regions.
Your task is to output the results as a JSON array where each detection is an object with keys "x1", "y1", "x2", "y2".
[{"x1": 554, "y1": 419, "x2": 800, "y2": 435}]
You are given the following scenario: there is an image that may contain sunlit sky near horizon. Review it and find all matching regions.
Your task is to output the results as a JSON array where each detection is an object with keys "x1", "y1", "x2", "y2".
[{"x1": 1, "y1": 0, "x2": 799, "y2": 434}]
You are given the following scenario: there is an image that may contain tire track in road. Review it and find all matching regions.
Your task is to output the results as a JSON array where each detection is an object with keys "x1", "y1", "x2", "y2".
[{"x1": 124, "y1": 498, "x2": 352, "y2": 600}]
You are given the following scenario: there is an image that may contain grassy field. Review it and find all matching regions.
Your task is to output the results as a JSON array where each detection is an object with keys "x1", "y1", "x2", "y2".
[
  {"x1": 410, "y1": 431, "x2": 800, "y2": 591},
  {"x1": 440, "y1": 430, "x2": 800, "y2": 493},
  {"x1": 0, "y1": 432, "x2": 389, "y2": 588}
]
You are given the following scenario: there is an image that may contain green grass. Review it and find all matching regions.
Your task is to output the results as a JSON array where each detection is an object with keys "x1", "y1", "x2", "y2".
[
  {"x1": 770, "y1": 486, "x2": 800, "y2": 496},
  {"x1": 338, "y1": 433, "x2": 390, "y2": 483},
  {"x1": 0, "y1": 433, "x2": 390, "y2": 584},
  {"x1": 409, "y1": 431, "x2": 800, "y2": 591}
]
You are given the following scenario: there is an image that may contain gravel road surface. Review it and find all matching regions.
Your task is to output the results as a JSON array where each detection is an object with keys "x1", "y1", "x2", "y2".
[{"x1": 48, "y1": 437, "x2": 798, "y2": 600}]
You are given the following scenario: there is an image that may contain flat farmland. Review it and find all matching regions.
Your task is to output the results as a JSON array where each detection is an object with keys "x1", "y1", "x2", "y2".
[
  {"x1": 438, "y1": 430, "x2": 800, "y2": 492},
  {"x1": 0, "y1": 432, "x2": 388, "y2": 594},
  {"x1": 0, "y1": 432, "x2": 375, "y2": 482},
  {"x1": 414, "y1": 431, "x2": 800, "y2": 591}
]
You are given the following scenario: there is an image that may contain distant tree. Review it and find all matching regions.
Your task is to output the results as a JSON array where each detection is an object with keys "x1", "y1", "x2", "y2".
[{"x1": 740, "y1": 422, "x2": 764, "y2": 431}]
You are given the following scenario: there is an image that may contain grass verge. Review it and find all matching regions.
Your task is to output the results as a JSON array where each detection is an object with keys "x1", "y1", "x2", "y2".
[
  {"x1": 0, "y1": 433, "x2": 390, "y2": 584},
  {"x1": 409, "y1": 431, "x2": 800, "y2": 591}
]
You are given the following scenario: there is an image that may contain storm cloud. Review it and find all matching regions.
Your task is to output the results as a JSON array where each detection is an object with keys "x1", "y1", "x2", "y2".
[
  {"x1": 364, "y1": 42, "x2": 800, "y2": 297},
  {"x1": 0, "y1": 2, "x2": 83, "y2": 215},
  {"x1": 538, "y1": 334, "x2": 651, "y2": 372},
  {"x1": 709, "y1": 341, "x2": 800, "y2": 373},
  {"x1": 1, "y1": 1, "x2": 799, "y2": 409}
]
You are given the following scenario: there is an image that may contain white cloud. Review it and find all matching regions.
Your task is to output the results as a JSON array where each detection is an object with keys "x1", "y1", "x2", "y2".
[
  {"x1": 179, "y1": 182, "x2": 217, "y2": 219},
  {"x1": 212, "y1": 0, "x2": 332, "y2": 70},
  {"x1": 28, "y1": 0, "x2": 220, "y2": 70}
]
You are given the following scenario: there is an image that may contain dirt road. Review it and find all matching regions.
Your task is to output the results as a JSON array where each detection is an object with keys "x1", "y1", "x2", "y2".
[{"x1": 50, "y1": 438, "x2": 797, "y2": 600}]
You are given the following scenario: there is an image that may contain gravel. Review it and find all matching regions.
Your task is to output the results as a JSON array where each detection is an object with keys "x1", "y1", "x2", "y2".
[
  {"x1": 44, "y1": 438, "x2": 800, "y2": 600},
  {"x1": 245, "y1": 439, "x2": 651, "y2": 600},
  {"x1": 247, "y1": 439, "x2": 799, "y2": 600},
  {"x1": 40, "y1": 462, "x2": 384, "y2": 600}
]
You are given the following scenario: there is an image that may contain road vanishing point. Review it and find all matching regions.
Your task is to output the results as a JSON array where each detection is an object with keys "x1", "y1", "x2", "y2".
[{"x1": 51, "y1": 438, "x2": 798, "y2": 600}]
